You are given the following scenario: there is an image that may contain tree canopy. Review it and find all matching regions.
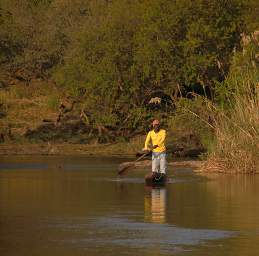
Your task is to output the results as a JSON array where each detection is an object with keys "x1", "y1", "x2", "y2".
[{"x1": 0, "y1": 0, "x2": 258, "y2": 133}]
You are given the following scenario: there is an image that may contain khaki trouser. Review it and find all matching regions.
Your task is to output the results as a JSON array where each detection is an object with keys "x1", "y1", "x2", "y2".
[{"x1": 152, "y1": 152, "x2": 167, "y2": 174}]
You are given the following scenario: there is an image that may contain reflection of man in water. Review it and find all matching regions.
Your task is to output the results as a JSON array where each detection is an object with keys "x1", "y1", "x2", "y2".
[{"x1": 144, "y1": 187, "x2": 166, "y2": 224}]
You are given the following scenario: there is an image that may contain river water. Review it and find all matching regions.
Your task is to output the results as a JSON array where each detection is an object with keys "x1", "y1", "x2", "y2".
[{"x1": 0, "y1": 155, "x2": 259, "y2": 256}]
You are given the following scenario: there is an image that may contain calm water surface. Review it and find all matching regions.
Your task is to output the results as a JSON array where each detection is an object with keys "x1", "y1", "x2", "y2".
[{"x1": 1, "y1": 156, "x2": 259, "y2": 256}]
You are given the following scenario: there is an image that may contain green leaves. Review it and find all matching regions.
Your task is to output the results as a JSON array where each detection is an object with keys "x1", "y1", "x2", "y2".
[
  {"x1": 50, "y1": 0, "x2": 252, "y2": 130},
  {"x1": 1, "y1": 0, "x2": 257, "y2": 138}
]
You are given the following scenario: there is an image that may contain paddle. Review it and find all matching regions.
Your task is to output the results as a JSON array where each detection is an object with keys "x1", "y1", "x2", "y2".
[{"x1": 118, "y1": 151, "x2": 151, "y2": 175}]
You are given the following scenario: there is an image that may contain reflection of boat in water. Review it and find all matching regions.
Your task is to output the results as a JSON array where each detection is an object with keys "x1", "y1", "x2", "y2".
[
  {"x1": 145, "y1": 172, "x2": 167, "y2": 187},
  {"x1": 144, "y1": 187, "x2": 167, "y2": 224}
]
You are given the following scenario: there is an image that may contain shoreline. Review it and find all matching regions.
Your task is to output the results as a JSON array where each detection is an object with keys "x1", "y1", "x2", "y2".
[
  {"x1": 0, "y1": 143, "x2": 204, "y2": 170},
  {"x1": 2, "y1": 144, "x2": 257, "y2": 174},
  {"x1": 128, "y1": 159, "x2": 204, "y2": 170},
  {"x1": 0, "y1": 143, "x2": 138, "y2": 156}
]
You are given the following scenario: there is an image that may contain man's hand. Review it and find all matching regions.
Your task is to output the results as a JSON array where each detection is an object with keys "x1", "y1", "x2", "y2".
[
  {"x1": 151, "y1": 145, "x2": 158, "y2": 150},
  {"x1": 142, "y1": 148, "x2": 150, "y2": 153},
  {"x1": 136, "y1": 149, "x2": 151, "y2": 157}
]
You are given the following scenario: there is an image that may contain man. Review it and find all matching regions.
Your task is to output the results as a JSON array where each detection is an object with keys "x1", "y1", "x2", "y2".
[{"x1": 143, "y1": 119, "x2": 167, "y2": 175}]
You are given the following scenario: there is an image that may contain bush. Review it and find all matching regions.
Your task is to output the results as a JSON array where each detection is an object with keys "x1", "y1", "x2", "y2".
[{"x1": 205, "y1": 31, "x2": 259, "y2": 173}]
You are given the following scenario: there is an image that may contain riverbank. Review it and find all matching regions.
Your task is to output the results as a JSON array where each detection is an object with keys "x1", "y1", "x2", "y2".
[
  {"x1": 0, "y1": 142, "x2": 205, "y2": 171},
  {"x1": 0, "y1": 142, "x2": 139, "y2": 156},
  {"x1": 123, "y1": 159, "x2": 204, "y2": 171},
  {"x1": 2, "y1": 143, "x2": 259, "y2": 174}
]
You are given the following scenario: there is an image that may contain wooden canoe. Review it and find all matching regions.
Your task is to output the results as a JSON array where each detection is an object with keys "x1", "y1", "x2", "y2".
[{"x1": 145, "y1": 172, "x2": 167, "y2": 186}]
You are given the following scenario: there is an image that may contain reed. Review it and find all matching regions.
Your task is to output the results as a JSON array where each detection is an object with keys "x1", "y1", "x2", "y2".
[{"x1": 204, "y1": 74, "x2": 259, "y2": 173}]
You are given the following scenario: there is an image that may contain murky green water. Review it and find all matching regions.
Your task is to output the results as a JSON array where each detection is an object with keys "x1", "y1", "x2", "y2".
[{"x1": 1, "y1": 156, "x2": 259, "y2": 256}]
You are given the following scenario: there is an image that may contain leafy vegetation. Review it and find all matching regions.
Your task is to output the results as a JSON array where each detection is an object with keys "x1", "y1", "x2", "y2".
[
  {"x1": 0, "y1": 0, "x2": 258, "y2": 171},
  {"x1": 205, "y1": 32, "x2": 259, "y2": 173}
]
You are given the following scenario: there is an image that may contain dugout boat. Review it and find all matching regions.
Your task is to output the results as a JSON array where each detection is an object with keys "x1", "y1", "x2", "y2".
[{"x1": 145, "y1": 172, "x2": 167, "y2": 186}]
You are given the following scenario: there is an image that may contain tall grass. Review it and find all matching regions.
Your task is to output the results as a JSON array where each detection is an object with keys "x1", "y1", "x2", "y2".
[
  {"x1": 204, "y1": 32, "x2": 259, "y2": 173},
  {"x1": 179, "y1": 32, "x2": 259, "y2": 173},
  {"x1": 207, "y1": 76, "x2": 259, "y2": 173}
]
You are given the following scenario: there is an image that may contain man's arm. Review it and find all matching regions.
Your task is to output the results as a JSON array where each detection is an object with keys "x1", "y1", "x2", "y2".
[
  {"x1": 155, "y1": 130, "x2": 166, "y2": 147},
  {"x1": 144, "y1": 131, "x2": 151, "y2": 150}
]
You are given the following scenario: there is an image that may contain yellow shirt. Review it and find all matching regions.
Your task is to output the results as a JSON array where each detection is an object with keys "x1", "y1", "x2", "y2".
[{"x1": 144, "y1": 129, "x2": 166, "y2": 153}]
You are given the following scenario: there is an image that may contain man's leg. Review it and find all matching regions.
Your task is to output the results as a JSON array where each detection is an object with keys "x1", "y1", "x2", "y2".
[
  {"x1": 152, "y1": 153, "x2": 160, "y2": 173},
  {"x1": 160, "y1": 153, "x2": 167, "y2": 174}
]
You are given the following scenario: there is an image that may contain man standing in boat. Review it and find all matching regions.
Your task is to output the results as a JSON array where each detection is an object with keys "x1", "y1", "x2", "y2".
[{"x1": 143, "y1": 119, "x2": 167, "y2": 178}]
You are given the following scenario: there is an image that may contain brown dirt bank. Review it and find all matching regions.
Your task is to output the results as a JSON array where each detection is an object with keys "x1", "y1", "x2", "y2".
[
  {"x1": 0, "y1": 143, "x2": 138, "y2": 156},
  {"x1": 0, "y1": 140, "x2": 205, "y2": 158}
]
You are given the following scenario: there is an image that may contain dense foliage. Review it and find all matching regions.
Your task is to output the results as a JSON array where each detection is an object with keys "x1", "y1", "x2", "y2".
[{"x1": 0, "y1": 1, "x2": 258, "y2": 154}]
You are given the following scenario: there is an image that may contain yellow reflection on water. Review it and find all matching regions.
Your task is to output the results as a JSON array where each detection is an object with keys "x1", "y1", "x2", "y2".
[{"x1": 144, "y1": 187, "x2": 166, "y2": 224}]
